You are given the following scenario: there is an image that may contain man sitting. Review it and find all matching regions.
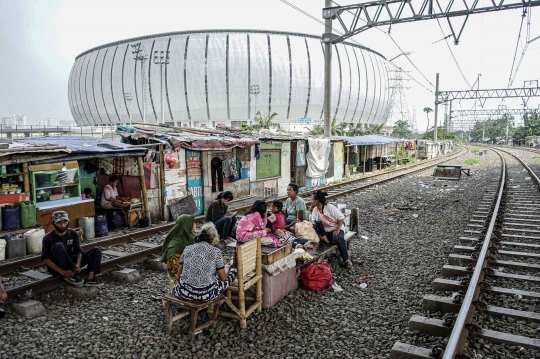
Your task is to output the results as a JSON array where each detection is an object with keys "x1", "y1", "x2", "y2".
[{"x1": 41, "y1": 211, "x2": 104, "y2": 287}]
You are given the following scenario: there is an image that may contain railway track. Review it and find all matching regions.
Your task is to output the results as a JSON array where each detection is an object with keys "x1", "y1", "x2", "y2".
[
  {"x1": 391, "y1": 147, "x2": 540, "y2": 358},
  {"x1": 1, "y1": 145, "x2": 469, "y2": 303}
]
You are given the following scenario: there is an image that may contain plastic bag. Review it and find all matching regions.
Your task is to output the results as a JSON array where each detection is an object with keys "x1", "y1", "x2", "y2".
[
  {"x1": 300, "y1": 262, "x2": 332, "y2": 291},
  {"x1": 295, "y1": 220, "x2": 319, "y2": 243}
]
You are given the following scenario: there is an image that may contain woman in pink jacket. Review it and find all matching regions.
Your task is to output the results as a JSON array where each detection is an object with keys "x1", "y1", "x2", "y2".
[{"x1": 236, "y1": 200, "x2": 271, "y2": 243}]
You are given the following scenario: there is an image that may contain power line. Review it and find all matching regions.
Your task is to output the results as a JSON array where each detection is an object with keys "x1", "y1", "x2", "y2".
[
  {"x1": 330, "y1": 0, "x2": 435, "y2": 91},
  {"x1": 507, "y1": 8, "x2": 528, "y2": 88},
  {"x1": 435, "y1": 18, "x2": 472, "y2": 89},
  {"x1": 278, "y1": 0, "x2": 435, "y2": 94}
]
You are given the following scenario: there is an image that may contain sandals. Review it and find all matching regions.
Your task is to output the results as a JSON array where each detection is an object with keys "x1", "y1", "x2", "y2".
[{"x1": 345, "y1": 260, "x2": 353, "y2": 269}]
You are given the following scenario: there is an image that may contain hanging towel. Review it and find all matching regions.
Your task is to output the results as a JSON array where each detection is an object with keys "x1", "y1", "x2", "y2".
[
  {"x1": 326, "y1": 144, "x2": 334, "y2": 178},
  {"x1": 333, "y1": 142, "x2": 344, "y2": 162},
  {"x1": 306, "y1": 138, "x2": 330, "y2": 178},
  {"x1": 296, "y1": 140, "x2": 306, "y2": 166}
]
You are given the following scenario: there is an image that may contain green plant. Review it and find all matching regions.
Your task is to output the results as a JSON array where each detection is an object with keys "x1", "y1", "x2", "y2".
[
  {"x1": 464, "y1": 158, "x2": 481, "y2": 165},
  {"x1": 308, "y1": 117, "x2": 345, "y2": 136},
  {"x1": 252, "y1": 111, "x2": 282, "y2": 131},
  {"x1": 533, "y1": 156, "x2": 540, "y2": 163},
  {"x1": 470, "y1": 146, "x2": 481, "y2": 153},
  {"x1": 385, "y1": 165, "x2": 397, "y2": 171}
]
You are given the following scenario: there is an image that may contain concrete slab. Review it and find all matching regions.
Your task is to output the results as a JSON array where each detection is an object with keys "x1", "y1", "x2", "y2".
[
  {"x1": 144, "y1": 258, "x2": 167, "y2": 272},
  {"x1": 108, "y1": 268, "x2": 142, "y2": 283},
  {"x1": 19, "y1": 270, "x2": 53, "y2": 281},
  {"x1": 64, "y1": 285, "x2": 99, "y2": 299},
  {"x1": 11, "y1": 300, "x2": 46, "y2": 319}
]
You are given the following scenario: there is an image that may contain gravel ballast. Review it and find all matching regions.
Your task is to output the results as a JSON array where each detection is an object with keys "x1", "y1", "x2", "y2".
[{"x1": 4, "y1": 148, "x2": 536, "y2": 359}]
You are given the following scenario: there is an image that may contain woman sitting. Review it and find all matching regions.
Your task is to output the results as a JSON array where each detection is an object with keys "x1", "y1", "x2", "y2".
[
  {"x1": 310, "y1": 190, "x2": 352, "y2": 268},
  {"x1": 160, "y1": 214, "x2": 196, "y2": 280},
  {"x1": 284, "y1": 183, "x2": 308, "y2": 231},
  {"x1": 171, "y1": 223, "x2": 237, "y2": 306},
  {"x1": 101, "y1": 176, "x2": 130, "y2": 209},
  {"x1": 236, "y1": 200, "x2": 271, "y2": 243},
  {"x1": 205, "y1": 191, "x2": 237, "y2": 241}
]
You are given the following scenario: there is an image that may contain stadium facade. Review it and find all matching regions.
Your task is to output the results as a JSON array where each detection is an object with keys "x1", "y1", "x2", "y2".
[{"x1": 68, "y1": 30, "x2": 392, "y2": 128}]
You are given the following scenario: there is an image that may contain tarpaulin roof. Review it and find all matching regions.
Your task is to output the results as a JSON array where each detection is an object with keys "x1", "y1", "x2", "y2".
[
  {"x1": 14, "y1": 136, "x2": 147, "y2": 158},
  {"x1": 334, "y1": 135, "x2": 404, "y2": 146},
  {"x1": 116, "y1": 125, "x2": 259, "y2": 150},
  {"x1": 0, "y1": 142, "x2": 71, "y2": 166}
]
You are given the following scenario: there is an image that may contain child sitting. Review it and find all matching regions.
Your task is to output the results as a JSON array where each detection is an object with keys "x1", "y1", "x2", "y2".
[{"x1": 267, "y1": 200, "x2": 285, "y2": 232}]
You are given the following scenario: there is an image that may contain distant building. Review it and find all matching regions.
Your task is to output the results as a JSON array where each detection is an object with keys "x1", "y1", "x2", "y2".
[
  {"x1": 11, "y1": 115, "x2": 26, "y2": 127},
  {"x1": 37, "y1": 118, "x2": 76, "y2": 127},
  {"x1": 381, "y1": 126, "x2": 395, "y2": 136}
]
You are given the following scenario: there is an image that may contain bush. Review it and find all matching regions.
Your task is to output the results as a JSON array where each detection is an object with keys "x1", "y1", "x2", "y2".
[{"x1": 465, "y1": 158, "x2": 481, "y2": 165}]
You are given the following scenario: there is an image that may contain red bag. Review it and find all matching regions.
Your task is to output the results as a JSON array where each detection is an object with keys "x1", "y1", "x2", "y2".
[{"x1": 300, "y1": 262, "x2": 332, "y2": 291}]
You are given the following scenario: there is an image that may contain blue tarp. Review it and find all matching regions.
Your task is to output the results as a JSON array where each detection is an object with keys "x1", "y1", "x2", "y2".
[
  {"x1": 334, "y1": 135, "x2": 404, "y2": 146},
  {"x1": 14, "y1": 136, "x2": 147, "y2": 156}
]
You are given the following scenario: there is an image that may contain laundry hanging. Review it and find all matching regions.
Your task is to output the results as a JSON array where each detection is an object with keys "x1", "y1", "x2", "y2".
[
  {"x1": 333, "y1": 142, "x2": 343, "y2": 162},
  {"x1": 305, "y1": 138, "x2": 330, "y2": 178},
  {"x1": 326, "y1": 143, "x2": 334, "y2": 178}
]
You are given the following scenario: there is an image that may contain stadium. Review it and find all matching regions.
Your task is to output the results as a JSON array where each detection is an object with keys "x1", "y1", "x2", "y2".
[{"x1": 68, "y1": 29, "x2": 392, "y2": 128}]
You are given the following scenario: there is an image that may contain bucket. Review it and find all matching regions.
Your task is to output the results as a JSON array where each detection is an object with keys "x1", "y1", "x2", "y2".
[
  {"x1": 15, "y1": 201, "x2": 37, "y2": 228},
  {"x1": 0, "y1": 239, "x2": 6, "y2": 261},
  {"x1": 95, "y1": 215, "x2": 108, "y2": 237},
  {"x1": 6, "y1": 234, "x2": 26, "y2": 259},
  {"x1": 78, "y1": 217, "x2": 95, "y2": 240},
  {"x1": 2, "y1": 206, "x2": 20, "y2": 230},
  {"x1": 107, "y1": 210, "x2": 125, "y2": 230},
  {"x1": 24, "y1": 228, "x2": 45, "y2": 254},
  {"x1": 139, "y1": 218, "x2": 150, "y2": 228}
]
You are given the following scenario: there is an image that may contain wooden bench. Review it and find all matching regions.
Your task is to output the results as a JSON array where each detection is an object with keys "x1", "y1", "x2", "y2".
[
  {"x1": 303, "y1": 231, "x2": 357, "y2": 263},
  {"x1": 434, "y1": 164, "x2": 463, "y2": 181}
]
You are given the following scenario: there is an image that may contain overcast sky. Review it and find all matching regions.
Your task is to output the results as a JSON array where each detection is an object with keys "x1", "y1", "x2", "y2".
[{"x1": 0, "y1": 0, "x2": 539, "y2": 131}]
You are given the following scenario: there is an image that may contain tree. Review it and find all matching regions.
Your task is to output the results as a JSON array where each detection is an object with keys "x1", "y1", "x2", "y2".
[
  {"x1": 423, "y1": 107, "x2": 433, "y2": 138},
  {"x1": 252, "y1": 111, "x2": 282, "y2": 131},
  {"x1": 392, "y1": 120, "x2": 412, "y2": 138},
  {"x1": 424, "y1": 127, "x2": 457, "y2": 141},
  {"x1": 513, "y1": 111, "x2": 540, "y2": 141},
  {"x1": 308, "y1": 117, "x2": 345, "y2": 136},
  {"x1": 469, "y1": 115, "x2": 514, "y2": 142}
]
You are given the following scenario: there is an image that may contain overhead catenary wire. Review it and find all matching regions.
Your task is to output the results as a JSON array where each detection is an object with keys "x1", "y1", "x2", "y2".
[
  {"x1": 277, "y1": 0, "x2": 435, "y2": 94},
  {"x1": 330, "y1": 0, "x2": 435, "y2": 92}
]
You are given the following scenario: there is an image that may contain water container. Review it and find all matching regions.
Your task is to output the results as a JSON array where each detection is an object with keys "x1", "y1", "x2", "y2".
[
  {"x1": 24, "y1": 228, "x2": 45, "y2": 254},
  {"x1": 107, "y1": 210, "x2": 125, "y2": 230},
  {"x1": 0, "y1": 239, "x2": 6, "y2": 261},
  {"x1": 95, "y1": 215, "x2": 108, "y2": 237},
  {"x1": 2, "y1": 206, "x2": 20, "y2": 230},
  {"x1": 6, "y1": 234, "x2": 26, "y2": 259},
  {"x1": 16, "y1": 201, "x2": 37, "y2": 228},
  {"x1": 78, "y1": 217, "x2": 95, "y2": 240}
]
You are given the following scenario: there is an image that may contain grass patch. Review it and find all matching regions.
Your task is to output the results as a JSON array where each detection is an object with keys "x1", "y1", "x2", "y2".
[
  {"x1": 465, "y1": 158, "x2": 481, "y2": 165},
  {"x1": 533, "y1": 156, "x2": 540, "y2": 163},
  {"x1": 471, "y1": 146, "x2": 481, "y2": 153}
]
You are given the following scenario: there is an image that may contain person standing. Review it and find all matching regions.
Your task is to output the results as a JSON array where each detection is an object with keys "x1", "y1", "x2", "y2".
[
  {"x1": 41, "y1": 211, "x2": 104, "y2": 287},
  {"x1": 205, "y1": 191, "x2": 237, "y2": 241},
  {"x1": 284, "y1": 183, "x2": 308, "y2": 230}
]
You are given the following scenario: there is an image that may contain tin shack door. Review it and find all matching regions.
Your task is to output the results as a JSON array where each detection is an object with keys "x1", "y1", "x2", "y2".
[{"x1": 185, "y1": 150, "x2": 204, "y2": 216}]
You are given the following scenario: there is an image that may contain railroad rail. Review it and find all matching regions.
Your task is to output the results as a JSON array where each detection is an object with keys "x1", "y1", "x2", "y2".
[
  {"x1": 2, "y1": 146, "x2": 469, "y2": 303},
  {"x1": 391, "y1": 147, "x2": 540, "y2": 358}
]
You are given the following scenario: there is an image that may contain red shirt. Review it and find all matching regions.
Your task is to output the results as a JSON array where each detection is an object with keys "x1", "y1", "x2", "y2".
[{"x1": 272, "y1": 212, "x2": 285, "y2": 231}]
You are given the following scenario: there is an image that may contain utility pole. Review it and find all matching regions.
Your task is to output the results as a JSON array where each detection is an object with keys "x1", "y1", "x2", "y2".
[
  {"x1": 323, "y1": 0, "x2": 333, "y2": 137},
  {"x1": 482, "y1": 121, "x2": 485, "y2": 143},
  {"x1": 131, "y1": 43, "x2": 149, "y2": 123},
  {"x1": 124, "y1": 93, "x2": 133, "y2": 125},
  {"x1": 434, "y1": 73, "x2": 439, "y2": 143},
  {"x1": 249, "y1": 85, "x2": 260, "y2": 125},
  {"x1": 153, "y1": 50, "x2": 170, "y2": 124}
]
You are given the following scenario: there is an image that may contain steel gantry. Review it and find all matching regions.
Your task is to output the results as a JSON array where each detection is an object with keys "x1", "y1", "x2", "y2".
[
  {"x1": 322, "y1": 0, "x2": 540, "y2": 45},
  {"x1": 450, "y1": 108, "x2": 534, "y2": 118},
  {"x1": 320, "y1": 0, "x2": 539, "y2": 140},
  {"x1": 437, "y1": 86, "x2": 540, "y2": 105}
]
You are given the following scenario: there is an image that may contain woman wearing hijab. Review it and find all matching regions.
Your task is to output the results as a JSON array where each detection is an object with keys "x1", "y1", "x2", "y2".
[{"x1": 161, "y1": 214, "x2": 196, "y2": 280}]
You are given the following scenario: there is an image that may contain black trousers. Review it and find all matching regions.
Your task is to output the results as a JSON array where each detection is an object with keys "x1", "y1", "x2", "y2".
[{"x1": 211, "y1": 157, "x2": 224, "y2": 192}]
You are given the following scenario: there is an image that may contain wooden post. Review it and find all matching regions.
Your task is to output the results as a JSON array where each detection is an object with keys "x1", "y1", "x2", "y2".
[
  {"x1": 394, "y1": 143, "x2": 398, "y2": 167},
  {"x1": 159, "y1": 145, "x2": 166, "y2": 221},
  {"x1": 362, "y1": 146, "x2": 366, "y2": 175},
  {"x1": 236, "y1": 245, "x2": 246, "y2": 329},
  {"x1": 351, "y1": 207, "x2": 359, "y2": 232},
  {"x1": 400, "y1": 142, "x2": 404, "y2": 166},
  {"x1": 22, "y1": 162, "x2": 30, "y2": 194},
  {"x1": 255, "y1": 238, "x2": 262, "y2": 313},
  {"x1": 345, "y1": 145, "x2": 350, "y2": 177},
  {"x1": 137, "y1": 156, "x2": 151, "y2": 223}
]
